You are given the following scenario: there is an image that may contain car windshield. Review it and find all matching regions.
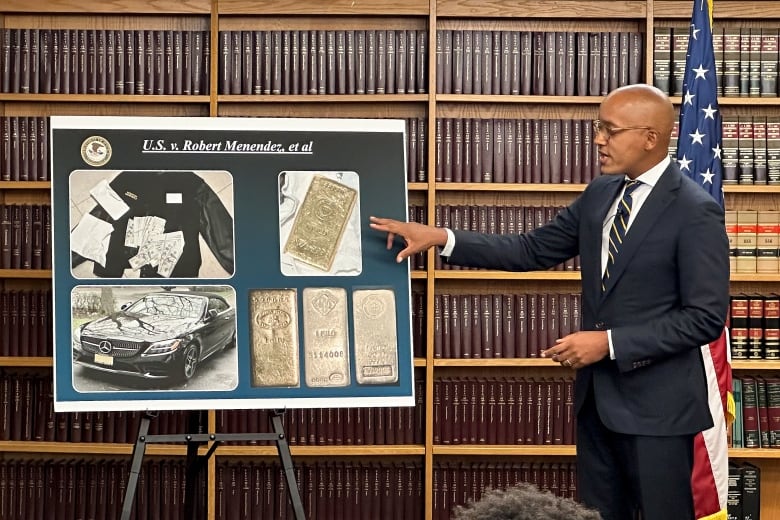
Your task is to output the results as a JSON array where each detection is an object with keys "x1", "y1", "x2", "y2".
[{"x1": 125, "y1": 294, "x2": 206, "y2": 319}]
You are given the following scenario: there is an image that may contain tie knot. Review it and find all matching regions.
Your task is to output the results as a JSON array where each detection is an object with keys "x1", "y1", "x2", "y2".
[{"x1": 624, "y1": 179, "x2": 641, "y2": 195}]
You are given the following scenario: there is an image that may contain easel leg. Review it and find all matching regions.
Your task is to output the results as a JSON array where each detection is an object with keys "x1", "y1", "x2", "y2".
[
  {"x1": 271, "y1": 410, "x2": 306, "y2": 520},
  {"x1": 184, "y1": 436, "x2": 204, "y2": 520},
  {"x1": 120, "y1": 412, "x2": 154, "y2": 520}
]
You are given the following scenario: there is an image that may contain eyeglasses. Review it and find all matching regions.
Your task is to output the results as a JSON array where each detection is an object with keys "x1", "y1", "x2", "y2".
[{"x1": 592, "y1": 119, "x2": 653, "y2": 139}]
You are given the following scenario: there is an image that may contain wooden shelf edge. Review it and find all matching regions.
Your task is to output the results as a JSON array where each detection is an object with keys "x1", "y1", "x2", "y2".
[
  {"x1": 723, "y1": 185, "x2": 780, "y2": 193},
  {"x1": 0, "y1": 441, "x2": 195, "y2": 455},
  {"x1": 434, "y1": 270, "x2": 581, "y2": 280},
  {"x1": 2, "y1": 0, "x2": 211, "y2": 14},
  {"x1": 215, "y1": 445, "x2": 426, "y2": 456},
  {"x1": 0, "y1": 94, "x2": 210, "y2": 103},
  {"x1": 218, "y1": 94, "x2": 429, "y2": 103},
  {"x1": 0, "y1": 181, "x2": 51, "y2": 189},
  {"x1": 0, "y1": 357, "x2": 53, "y2": 367},
  {"x1": 434, "y1": 358, "x2": 560, "y2": 368},
  {"x1": 731, "y1": 360, "x2": 780, "y2": 370},
  {"x1": 433, "y1": 445, "x2": 575, "y2": 456},
  {"x1": 729, "y1": 448, "x2": 780, "y2": 459},
  {"x1": 436, "y1": 94, "x2": 603, "y2": 104},
  {"x1": 0, "y1": 269, "x2": 52, "y2": 279},
  {"x1": 435, "y1": 183, "x2": 586, "y2": 192},
  {"x1": 731, "y1": 274, "x2": 780, "y2": 282}
]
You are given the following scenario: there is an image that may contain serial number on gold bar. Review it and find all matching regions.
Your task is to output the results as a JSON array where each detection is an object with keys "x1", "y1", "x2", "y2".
[
  {"x1": 283, "y1": 175, "x2": 357, "y2": 272},
  {"x1": 248, "y1": 288, "x2": 300, "y2": 387},
  {"x1": 302, "y1": 287, "x2": 351, "y2": 387},
  {"x1": 352, "y1": 288, "x2": 398, "y2": 385}
]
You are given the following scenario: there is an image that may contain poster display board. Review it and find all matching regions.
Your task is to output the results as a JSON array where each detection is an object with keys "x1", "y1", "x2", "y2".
[{"x1": 51, "y1": 116, "x2": 413, "y2": 412}]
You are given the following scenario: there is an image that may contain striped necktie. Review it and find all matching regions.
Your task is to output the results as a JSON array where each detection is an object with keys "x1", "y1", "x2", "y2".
[{"x1": 602, "y1": 179, "x2": 642, "y2": 291}]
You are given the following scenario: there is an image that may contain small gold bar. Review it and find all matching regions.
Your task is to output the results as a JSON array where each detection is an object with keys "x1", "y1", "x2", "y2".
[
  {"x1": 302, "y1": 287, "x2": 350, "y2": 387},
  {"x1": 352, "y1": 288, "x2": 399, "y2": 385},
  {"x1": 248, "y1": 289, "x2": 300, "y2": 387},
  {"x1": 283, "y1": 175, "x2": 357, "y2": 272}
]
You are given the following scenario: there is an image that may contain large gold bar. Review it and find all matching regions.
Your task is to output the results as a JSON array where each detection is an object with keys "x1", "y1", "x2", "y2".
[
  {"x1": 352, "y1": 288, "x2": 398, "y2": 385},
  {"x1": 283, "y1": 175, "x2": 357, "y2": 272},
  {"x1": 248, "y1": 289, "x2": 300, "y2": 387},
  {"x1": 302, "y1": 287, "x2": 350, "y2": 387}
]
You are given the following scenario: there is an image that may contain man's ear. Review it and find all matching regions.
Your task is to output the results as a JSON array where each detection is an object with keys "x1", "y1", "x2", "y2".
[{"x1": 644, "y1": 129, "x2": 660, "y2": 151}]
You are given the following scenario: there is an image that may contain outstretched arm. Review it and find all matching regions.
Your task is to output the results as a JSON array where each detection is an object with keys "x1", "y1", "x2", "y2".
[{"x1": 369, "y1": 216, "x2": 448, "y2": 263}]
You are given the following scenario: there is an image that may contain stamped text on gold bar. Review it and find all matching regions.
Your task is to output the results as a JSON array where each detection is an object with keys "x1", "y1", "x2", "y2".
[{"x1": 302, "y1": 287, "x2": 350, "y2": 387}]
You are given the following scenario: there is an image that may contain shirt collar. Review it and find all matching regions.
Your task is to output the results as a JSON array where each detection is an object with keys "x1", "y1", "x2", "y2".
[{"x1": 625, "y1": 156, "x2": 670, "y2": 188}]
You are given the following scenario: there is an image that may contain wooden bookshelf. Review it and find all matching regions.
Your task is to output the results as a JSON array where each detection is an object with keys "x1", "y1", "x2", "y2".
[{"x1": 2, "y1": 1, "x2": 780, "y2": 519}]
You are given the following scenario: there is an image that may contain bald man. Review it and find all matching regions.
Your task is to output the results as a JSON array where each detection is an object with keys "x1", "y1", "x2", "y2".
[{"x1": 370, "y1": 84, "x2": 729, "y2": 520}]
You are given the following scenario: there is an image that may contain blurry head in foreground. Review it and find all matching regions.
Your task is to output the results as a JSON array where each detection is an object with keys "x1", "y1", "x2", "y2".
[{"x1": 453, "y1": 483, "x2": 603, "y2": 520}]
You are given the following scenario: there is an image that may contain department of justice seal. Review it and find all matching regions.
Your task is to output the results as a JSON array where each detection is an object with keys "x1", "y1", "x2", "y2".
[{"x1": 81, "y1": 136, "x2": 112, "y2": 167}]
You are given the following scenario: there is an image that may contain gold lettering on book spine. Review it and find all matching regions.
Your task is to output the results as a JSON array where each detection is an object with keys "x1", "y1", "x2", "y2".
[
  {"x1": 353, "y1": 288, "x2": 398, "y2": 384},
  {"x1": 302, "y1": 287, "x2": 350, "y2": 387},
  {"x1": 249, "y1": 288, "x2": 300, "y2": 387},
  {"x1": 283, "y1": 175, "x2": 357, "y2": 271}
]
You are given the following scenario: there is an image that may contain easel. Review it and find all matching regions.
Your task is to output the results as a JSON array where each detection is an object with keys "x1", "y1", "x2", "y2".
[{"x1": 120, "y1": 409, "x2": 305, "y2": 520}]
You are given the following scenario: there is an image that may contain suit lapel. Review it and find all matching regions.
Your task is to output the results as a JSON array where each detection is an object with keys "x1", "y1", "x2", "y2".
[{"x1": 600, "y1": 165, "x2": 680, "y2": 300}]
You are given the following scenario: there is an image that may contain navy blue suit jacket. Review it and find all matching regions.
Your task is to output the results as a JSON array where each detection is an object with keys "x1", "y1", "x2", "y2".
[{"x1": 447, "y1": 164, "x2": 729, "y2": 436}]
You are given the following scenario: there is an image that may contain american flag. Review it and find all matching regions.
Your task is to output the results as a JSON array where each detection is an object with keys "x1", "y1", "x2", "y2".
[{"x1": 676, "y1": 2, "x2": 733, "y2": 519}]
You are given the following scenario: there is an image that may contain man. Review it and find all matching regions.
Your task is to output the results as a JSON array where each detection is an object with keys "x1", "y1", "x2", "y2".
[
  {"x1": 369, "y1": 84, "x2": 729, "y2": 520},
  {"x1": 453, "y1": 482, "x2": 602, "y2": 520}
]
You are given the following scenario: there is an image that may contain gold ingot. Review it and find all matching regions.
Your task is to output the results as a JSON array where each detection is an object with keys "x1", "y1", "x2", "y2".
[
  {"x1": 248, "y1": 289, "x2": 300, "y2": 387},
  {"x1": 353, "y1": 288, "x2": 398, "y2": 384},
  {"x1": 302, "y1": 287, "x2": 350, "y2": 387},
  {"x1": 283, "y1": 175, "x2": 357, "y2": 272}
]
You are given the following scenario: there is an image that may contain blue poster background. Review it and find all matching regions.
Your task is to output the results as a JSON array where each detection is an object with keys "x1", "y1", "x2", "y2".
[{"x1": 51, "y1": 117, "x2": 413, "y2": 412}]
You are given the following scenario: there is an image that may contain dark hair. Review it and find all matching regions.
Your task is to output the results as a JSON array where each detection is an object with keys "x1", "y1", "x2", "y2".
[{"x1": 452, "y1": 483, "x2": 603, "y2": 520}]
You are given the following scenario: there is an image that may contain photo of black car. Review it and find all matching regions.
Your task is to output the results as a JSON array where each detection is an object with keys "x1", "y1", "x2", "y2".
[{"x1": 72, "y1": 287, "x2": 237, "y2": 389}]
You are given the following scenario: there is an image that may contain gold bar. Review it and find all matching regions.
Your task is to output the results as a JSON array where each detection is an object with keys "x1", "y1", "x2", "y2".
[
  {"x1": 283, "y1": 175, "x2": 357, "y2": 272},
  {"x1": 248, "y1": 288, "x2": 300, "y2": 387},
  {"x1": 352, "y1": 288, "x2": 399, "y2": 385},
  {"x1": 302, "y1": 287, "x2": 350, "y2": 387}
]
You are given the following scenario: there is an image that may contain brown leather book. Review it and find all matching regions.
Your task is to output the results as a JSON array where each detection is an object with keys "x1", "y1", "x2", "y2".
[
  {"x1": 181, "y1": 31, "x2": 191, "y2": 95},
  {"x1": 112, "y1": 29, "x2": 128, "y2": 94},
  {"x1": 527, "y1": 293, "x2": 538, "y2": 357},
  {"x1": 416, "y1": 30, "x2": 426, "y2": 93},
  {"x1": 282, "y1": 30, "x2": 291, "y2": 95},
  {"x1": 480, "y1": 294, "x2": 493, "y2": 358},
  {"x1": 450, "y1": 30, "x2": 461, "y2": 94},
  {"x1": 10, "y1": 204, "x2": 21, "y2": 269},
  {"x1": 547, "y1": 293, "x2": 559, "y2": 348},
  {"x1": 122, "y1": 30, "x2": 133, "y2": 94},
  {"x1": 564, "y1": 378, "x2": 575, "y2": 444},
  {"x1": 523, "y1": 379, "x2": 535, "y2": 444},
  {"x1": 337, "y1": 30, "x2": 347, "y2": 94},
  {"x1": 272, "y1": 30, "x2": 283, "y2": 95},
  {"x1": 492, "y1": 119, "x2": 504, "y2": 183},
  {"x1": 600, "y1": 31, "x2": 610, "y2": 95},
  {"x1": 481, "y1": 118, "x2": 493, "y2": 182},
  {"x1": 501, "y1": 294, "x2": 516, "y2": 358},
  {"x1": 355, "y1": 30, "x2": 365, "y2": 94},
  {"x1": 96, "y1": 29, "x2": 107, "y2": 94},
  {"x1": 218, "y1": 31, "x2": 230, "y2": 94},
  {"x1": 495, "y1": 378, "x2": 508, "y2": 445},
  {"x1": 375, "y1": 29, "x2": 386, "y2": 94},
  {"x1": 505, "y1": 378, "x2": 516, "y2": 444},
  {"x1": 395, "y1": 29, "x2": 406, "y2": 94},
  {"x1": 29, "y1": 29, "x2": 39, "y2": 94},
  {"x1": 477, "y1": 378, "x2": 488, "y2": 443},
  {"x1": 21, "y1": 204, "x2": 32, "y2": 269}
]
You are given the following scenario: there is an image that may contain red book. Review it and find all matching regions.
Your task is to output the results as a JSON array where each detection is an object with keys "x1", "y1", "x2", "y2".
[
  {"x1": 742, "y1": 376, "x2": 760, "y2": 448},
  {"x1": 564, "y1": 378, "x2": 575, "y2": 445}
]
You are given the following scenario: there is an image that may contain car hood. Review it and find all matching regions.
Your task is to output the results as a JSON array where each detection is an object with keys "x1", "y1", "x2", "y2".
[{"x1": 81, "y1": 312, "x2": 200, "y2": 341}]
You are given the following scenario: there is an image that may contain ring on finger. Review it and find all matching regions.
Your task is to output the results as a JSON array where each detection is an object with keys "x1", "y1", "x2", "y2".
[{"x1": 563, "y1": 359, "x2": 572, "y2": 367}]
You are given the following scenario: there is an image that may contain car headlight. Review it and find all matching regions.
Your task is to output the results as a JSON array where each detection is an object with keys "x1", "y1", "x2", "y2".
[
  {"x1": 143, "y1": 338, "x2": 184, "y2": 356},
  {"x1": 72, "y1": 326, "x2": 83, "y2": 350}
]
